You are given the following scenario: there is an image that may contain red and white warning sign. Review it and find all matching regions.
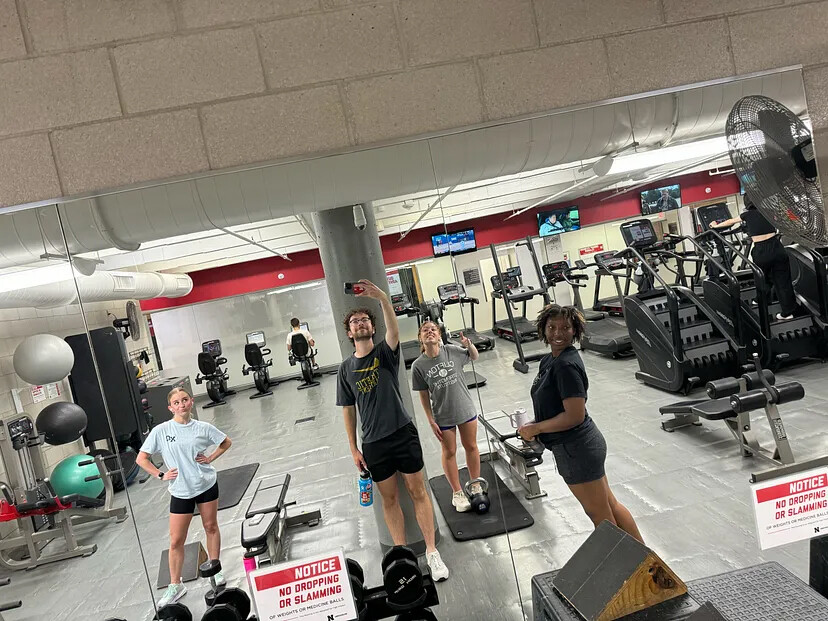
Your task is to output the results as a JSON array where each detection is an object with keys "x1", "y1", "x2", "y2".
[
  {"x1": 752, "y1": 465, "x2": 828, "y2": 549},
  {"x1": 248, "y1": 549, "x2": 357, "y2": 620}
]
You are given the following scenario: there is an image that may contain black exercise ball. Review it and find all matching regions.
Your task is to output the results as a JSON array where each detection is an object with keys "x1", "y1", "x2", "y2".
[{"x1": 36, "y1": 402, "x2": 88, "y2": 446}]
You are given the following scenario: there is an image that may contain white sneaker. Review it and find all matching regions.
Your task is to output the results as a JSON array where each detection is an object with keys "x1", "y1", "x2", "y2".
[
  {"x1": 426, "y1": 550, "x2": 449, "y2": 582},
  {"x1": 775, "y1": 313, "x2": 794, "y2": 320},
  {"x1": 451, "y1": 490, "x2": 471, "y2": 513},
  {"x1": 468, "y1": 482, "x2": 484, "y2": 496},
  {"x1": 214, "y1": 570, "x2": 226, "y2": 587},
  {"x1": 158, "y1": 581, "x2": 187, "y2": 607}
]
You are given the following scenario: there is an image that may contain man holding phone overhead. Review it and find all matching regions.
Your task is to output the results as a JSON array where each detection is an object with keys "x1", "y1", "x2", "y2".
[{"x1": 336, "y1": 279, "x2": 449, "y2": 582}]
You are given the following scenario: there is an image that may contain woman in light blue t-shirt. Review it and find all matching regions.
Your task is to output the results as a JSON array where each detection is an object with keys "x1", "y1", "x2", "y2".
[{"x1": 136, "y1": 387, "x2": 232, "y2": 609}]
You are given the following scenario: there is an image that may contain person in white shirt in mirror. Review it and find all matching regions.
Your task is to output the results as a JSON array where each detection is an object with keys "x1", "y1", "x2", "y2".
[
  {"x1": 136, "y1": 387, "x2": 232, "y2": 609},
  {"x1": 286, "y1": 317, "x2": 319, "y2": 369}
]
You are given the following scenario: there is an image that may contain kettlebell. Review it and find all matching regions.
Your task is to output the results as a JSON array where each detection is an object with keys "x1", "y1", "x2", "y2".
[{"x1": 464, "y1": 477, "x2": 490, "y2": 514}]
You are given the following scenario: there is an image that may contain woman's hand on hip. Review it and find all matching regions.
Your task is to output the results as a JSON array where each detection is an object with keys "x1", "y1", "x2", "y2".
[
  {"x1": 195, "y1": 452, "x2": 211, "y2": 465},
  {"x1": 163, "y1": 468, "x2": 178, "y2": 481}
]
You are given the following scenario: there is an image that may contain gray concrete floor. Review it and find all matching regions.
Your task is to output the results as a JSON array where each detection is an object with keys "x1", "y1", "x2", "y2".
[{"x1": 4, "y1": 338, "x2": 828, "y2": 621}]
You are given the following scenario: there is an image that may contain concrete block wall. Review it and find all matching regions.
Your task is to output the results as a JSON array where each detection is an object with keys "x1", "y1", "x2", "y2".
[{"x1": 0, "y1": 0, "x2": 825, "y2": 208}]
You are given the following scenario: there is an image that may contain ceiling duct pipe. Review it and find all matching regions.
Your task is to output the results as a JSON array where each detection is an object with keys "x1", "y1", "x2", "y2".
[{"x1": 0, "y1": 270, "x2": 192, "y2": 309}]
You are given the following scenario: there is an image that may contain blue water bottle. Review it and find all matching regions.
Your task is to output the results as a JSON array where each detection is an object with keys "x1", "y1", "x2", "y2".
[{"x1": 359, "y1": 470, "x2": 373, "y2": 507}]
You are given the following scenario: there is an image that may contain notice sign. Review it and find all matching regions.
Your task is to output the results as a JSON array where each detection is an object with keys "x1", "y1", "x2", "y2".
[
  {"x1": 752, "y1": 465, "x2": 828, "y2": 549},
  {"x1": 248, "y1": 550, "x2": 356, "y2": 621},
  {"x1": 31, "y1": 385, "x2": 46, "y2": 403},
  {"x1": 579, "y1": 244, "x2": 604, "y2": 256}
]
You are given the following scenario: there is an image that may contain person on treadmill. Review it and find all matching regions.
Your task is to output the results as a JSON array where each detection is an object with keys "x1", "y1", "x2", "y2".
[
  {"x1": 710, "y1": 198, "x2": 797, "y2": 320},
  {"x1": 337, "y1": 279, "x2": 449, "y2": 581},
  {"x1": 136, "y1": 387, "x2": 232, "y2": 608},
  {"x1": 286, "y1": 317, "x2": 318, "y2": 368},
  {"x1": 412, "y1": 322, "x2": 481, "y2": 513},
  {"x1": 517, "y1": 304, "x2": 643, "y2": 542}
]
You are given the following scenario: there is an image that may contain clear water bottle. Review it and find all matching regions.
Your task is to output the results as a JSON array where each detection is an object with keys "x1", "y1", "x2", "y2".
[{"x1": 359, "y1": 470, "x2": 373, "y2": 507}]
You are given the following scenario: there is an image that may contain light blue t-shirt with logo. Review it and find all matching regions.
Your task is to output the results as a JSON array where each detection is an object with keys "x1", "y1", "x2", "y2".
[{"x1": 140, "y1": 419, "x2": 227, "y2": 500}]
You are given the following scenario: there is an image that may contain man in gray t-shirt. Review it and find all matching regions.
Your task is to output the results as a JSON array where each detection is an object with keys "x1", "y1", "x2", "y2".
[
  {"x1": 336, "y1": 279, "x2": 448, "y2": 582},
  {"x1": 413, "y1": 322, "x2": 482, "y2": 513}
]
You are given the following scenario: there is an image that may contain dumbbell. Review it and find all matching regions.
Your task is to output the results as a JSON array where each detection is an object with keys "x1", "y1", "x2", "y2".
[
  {"x1": 464, "y1": 477, "x2": 490, "y2": 514},
  {"x1": 200, "y1": 559, "x2": 251, "y2": 621},
  {"x1": 346, "y1": 558, "x2": 367, "y2": 620},
  {"x1": 156, "y1": 602, "x2": 192, "y2": 621},
  {"x1": 382, "y1": 546, "x2": 427, "y2": 612}
]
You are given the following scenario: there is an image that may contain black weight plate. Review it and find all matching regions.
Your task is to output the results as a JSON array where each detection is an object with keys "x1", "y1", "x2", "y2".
[
  {"x1": 200, "y1": 559, "x2": 222, "y2": 578},
  {"x1": 381, "y1": 545, "x2": 418, "y2": 573},
  {"x1": 346, "y1": 557, "x2": 365, "y2": 583},
  {"x1": 214, "y1": 587, "x2": 251, "y2": 619},
  {"x1": 201, "y1": 603, "x2": 242, "y2": 621},
  {"x1": 383, "y1": 559, "x2": 424, "y2": 609},
  {"x1": 157, "y1": 602, "x2": 192, "y2": 621}
]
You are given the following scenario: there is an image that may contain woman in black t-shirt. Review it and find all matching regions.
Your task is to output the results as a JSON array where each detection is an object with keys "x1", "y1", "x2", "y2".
[
  {"x1": 517, "y1": 304, "x2": 643, "y2": 542},
  {"x1": 710, "y1": 199, "x2": 797, "y2": 320}
]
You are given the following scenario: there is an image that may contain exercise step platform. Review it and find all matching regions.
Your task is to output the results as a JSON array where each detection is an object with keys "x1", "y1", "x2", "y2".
[{"x1": 532, "y1": 561, "x2": 828, "y2": 621}]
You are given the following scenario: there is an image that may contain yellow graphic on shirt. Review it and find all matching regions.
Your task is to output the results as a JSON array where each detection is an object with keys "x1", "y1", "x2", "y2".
[
  {"x1": 354, "y1": 358, "x2": 379, "y2": 373},
  {"x1": 354, "y1": 357, "x2": 380, "y2": 394}
]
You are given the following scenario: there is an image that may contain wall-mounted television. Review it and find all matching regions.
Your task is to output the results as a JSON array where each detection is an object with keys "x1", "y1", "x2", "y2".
[
  {"x1": 537, "y1": 207, "x2": 580, "y2": 237},
  {"x1": 431, "y1": 229, "x2": 477, "y2": 257},
  {"x1": 640, "y1": 184, "x2": 681, "y2": 215}
]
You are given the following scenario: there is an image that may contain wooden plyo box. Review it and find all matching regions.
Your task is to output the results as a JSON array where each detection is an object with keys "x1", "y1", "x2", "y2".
[{"x1": 553, "y1": 521, "x2": 687, "y2": 621}]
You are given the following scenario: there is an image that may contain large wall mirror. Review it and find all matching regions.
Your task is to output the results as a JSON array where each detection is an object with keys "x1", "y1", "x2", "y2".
[{"x1": 0, "y1": 66, "x2": 825, "y2": 621}]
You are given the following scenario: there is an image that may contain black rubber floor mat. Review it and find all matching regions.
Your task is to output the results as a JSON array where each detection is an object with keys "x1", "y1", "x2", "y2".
[
  {"x1": 194, "y1": 463, "x2": 259, "y2": 514},
  {"x1": 428, "y1": 461, "x2": 533, "y2": 541}
]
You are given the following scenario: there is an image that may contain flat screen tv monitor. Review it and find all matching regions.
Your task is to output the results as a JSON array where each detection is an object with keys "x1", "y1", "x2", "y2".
[
  {"x1": 537, "y1": 207, "x2": 580, "y2": 237},
  {"x1": 431, "y1": 229, "x2": 477, "y2": 257},
  {"x1": 640, "y1": 184, "x2": 681, "y2": 215}
]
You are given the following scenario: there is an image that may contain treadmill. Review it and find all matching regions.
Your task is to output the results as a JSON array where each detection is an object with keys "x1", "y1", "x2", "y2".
[
  {"x1": 437, "y1": 282, "x2": 495, "y2": 352},
  {"x1": 391, "y1": 293, "x2": 422, "y2": 368},
  {"x1": 592, "y1": 251, "x2": 629, "y2": 316},
  {"x1": 490, "y1": 266, "x2": 540, "y2": 343},
  {"x1": 545, "y1": 260, "x2": 634, "y2": 358}
]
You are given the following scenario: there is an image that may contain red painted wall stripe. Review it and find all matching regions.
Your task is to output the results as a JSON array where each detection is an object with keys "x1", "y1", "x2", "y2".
[{"x1": 141, "y1": 170, "x2": 739, "y2": 311}]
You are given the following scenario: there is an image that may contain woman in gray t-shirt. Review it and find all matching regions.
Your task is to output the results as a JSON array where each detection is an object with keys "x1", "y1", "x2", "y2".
[{"x1": 412, "y1": 321, "x2": 481, "y2": 513}]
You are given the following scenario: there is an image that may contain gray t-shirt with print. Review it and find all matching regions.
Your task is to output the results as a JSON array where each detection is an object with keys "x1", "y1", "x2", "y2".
[{"x1": 411, "y1": 344, "x2": 478, "y2": 427}]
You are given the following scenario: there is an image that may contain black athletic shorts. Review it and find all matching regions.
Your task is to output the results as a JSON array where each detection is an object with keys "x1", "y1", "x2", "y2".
[
  {"x1": 170, "y1": 482, "x2": 219, "y2": 514},
  {"x1": 362, "y1": 422, "x2": 424, "y2": 483},
  {"x1": 546, "y1": 424, "x2": 607, "y2": 486}
]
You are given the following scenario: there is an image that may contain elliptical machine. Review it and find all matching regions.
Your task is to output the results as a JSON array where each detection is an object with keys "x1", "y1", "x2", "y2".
[
  {"x1": 242, "y1": 331, "x2": 275, "y2": 399},
  {"x1": 195, "y1": 339, "x2": 235, "y2": 408},
  {"x1": 288, "y1": 332, "x2": 319, "y2": 390}
]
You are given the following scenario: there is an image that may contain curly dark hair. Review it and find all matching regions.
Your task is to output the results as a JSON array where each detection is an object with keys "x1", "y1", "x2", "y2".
[
  {"x1": 536, "y1": 304, "x2": 586, "y2": 344},
  {"x1": 343, "y1": 307, "x2": 377, "y2": 344}
]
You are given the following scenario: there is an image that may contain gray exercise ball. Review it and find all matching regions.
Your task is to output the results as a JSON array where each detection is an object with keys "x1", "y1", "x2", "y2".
[
  {"x1": 13, "y1": 334, "x2": 74, "y2": 385},
  {"x1": 36, "y1": 402, "x2": 88, "y2": 446}
]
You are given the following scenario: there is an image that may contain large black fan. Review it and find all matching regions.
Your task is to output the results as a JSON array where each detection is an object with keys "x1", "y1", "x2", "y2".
[{"x1": 725, "y1": 95, "x2": 826, "y2": 248}]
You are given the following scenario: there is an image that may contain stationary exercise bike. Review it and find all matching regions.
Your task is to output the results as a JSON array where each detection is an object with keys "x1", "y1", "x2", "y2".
[
  {"x1": 241, "y1": 331, "x2": 275, "y2": 399},
  {"x1": 195, "y1": 339, "x2": 235, "y2": 408},
  {"x1": 288, "y1": 332, "x2": 319, "y2": 390}
]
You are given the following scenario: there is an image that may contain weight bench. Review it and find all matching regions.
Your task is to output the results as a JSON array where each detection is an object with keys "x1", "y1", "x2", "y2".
[
  {"x1": 479, "y1": 411, "x2": 547, "y2": 500},
  {"x1": 660, "y1": 361, "x2": 802, "y2": 469},
  {"x1": 241, "y1": 473, "x2": 321, "y2": 568}
]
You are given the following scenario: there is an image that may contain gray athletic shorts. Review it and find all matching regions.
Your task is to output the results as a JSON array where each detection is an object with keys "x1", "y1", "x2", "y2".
[{"x1": 547, "y1": 424, "x2": 607, "y2": 485}]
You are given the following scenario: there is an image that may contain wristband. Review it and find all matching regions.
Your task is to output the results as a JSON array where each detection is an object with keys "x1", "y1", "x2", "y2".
[{"x1": 157, "y1": 471, "x2": 164, "y2": 480}]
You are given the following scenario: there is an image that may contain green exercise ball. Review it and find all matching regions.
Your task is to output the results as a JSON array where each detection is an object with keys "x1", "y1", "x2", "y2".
[{"x1": 50, "y1": 454, "x2": 104, "y2": 499}]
